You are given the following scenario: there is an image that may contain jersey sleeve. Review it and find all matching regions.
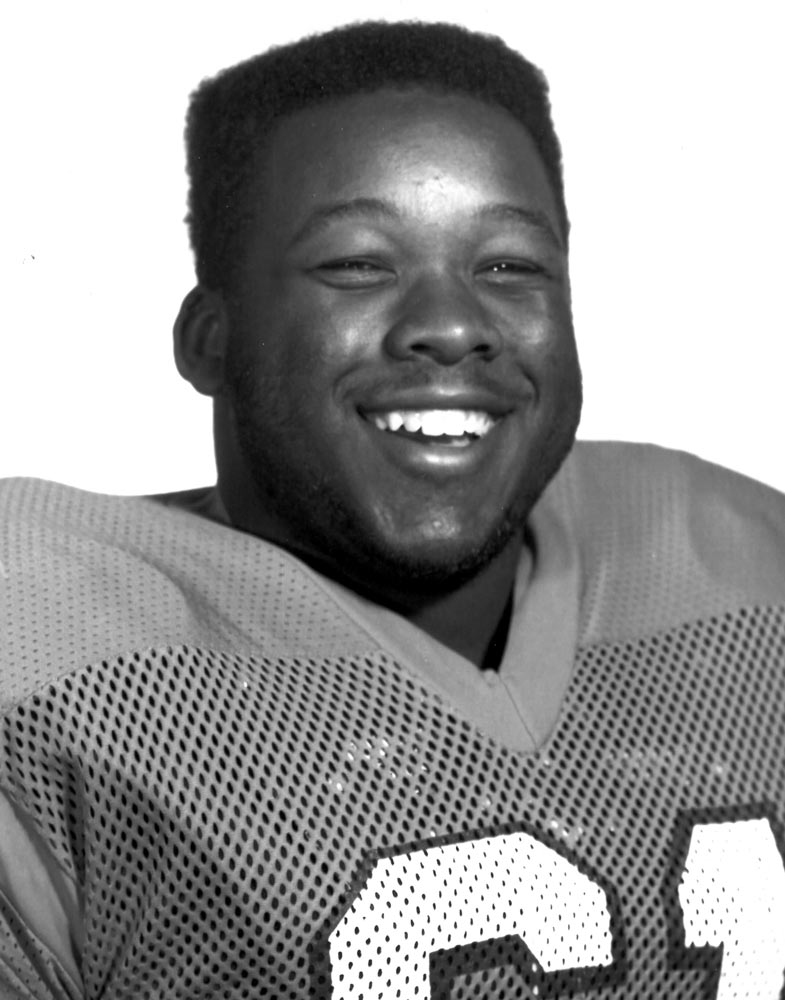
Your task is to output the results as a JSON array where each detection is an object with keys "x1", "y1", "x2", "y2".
[{"x1": 0, "y1": 792, "x2": 83, "y2": 1000}]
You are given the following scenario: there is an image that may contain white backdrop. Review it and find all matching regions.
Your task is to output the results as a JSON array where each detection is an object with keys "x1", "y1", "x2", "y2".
[{"x1": 3, "y1": 1, "x2": 783, "y2": 494}]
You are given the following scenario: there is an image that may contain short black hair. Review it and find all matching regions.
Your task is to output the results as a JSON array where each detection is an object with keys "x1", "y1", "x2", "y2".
[{"x1": 185, "y1": 20, "x2": 568, "y2": 292}]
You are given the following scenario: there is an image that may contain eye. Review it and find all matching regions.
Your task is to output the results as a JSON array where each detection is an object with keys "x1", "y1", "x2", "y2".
[
  {"x1": 478, "y1": 260, "x2": 548, "y2": 286},
  {"x1": 314, "y1": 259, "x2": 395, "y2": 289}
]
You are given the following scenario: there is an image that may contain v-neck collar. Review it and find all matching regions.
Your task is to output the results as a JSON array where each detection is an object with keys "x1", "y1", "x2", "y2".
[
  {"x1": 306, "y1": 494, "x2": 581, "y2": 755},
  {"x1": 180, "y1": 482, "x2": 581, "y2": 755}
]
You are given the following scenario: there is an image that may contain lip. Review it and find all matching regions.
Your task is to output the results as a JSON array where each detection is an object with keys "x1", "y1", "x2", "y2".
[
  {"x1": 349, "y1": 375, "x2": 533, "y2": 477},
  {"x1": 357, "y1": 405, "x2": 514, "y2": 477},
  {"x1": 356, "y1": 385, "x2": 521, "y2": 420}
]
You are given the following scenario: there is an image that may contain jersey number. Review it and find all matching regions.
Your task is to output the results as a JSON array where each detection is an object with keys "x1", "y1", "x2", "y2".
[
  {"x1": 326, "y1": 817, "x2": 785, "y2": 998},
  {"x1": 675, "y1": 817, "x2": 785, "y2": 999}
]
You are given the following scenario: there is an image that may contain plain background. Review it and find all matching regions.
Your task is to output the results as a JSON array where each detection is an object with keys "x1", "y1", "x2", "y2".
[{"x1": 3, "y1": 0, "x2": 783, "y2": 494}]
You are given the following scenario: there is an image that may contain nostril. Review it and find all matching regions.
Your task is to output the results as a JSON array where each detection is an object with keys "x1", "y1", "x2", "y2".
[{"x1": 384, "y1": 322, "x2": 503, "y2": 365}]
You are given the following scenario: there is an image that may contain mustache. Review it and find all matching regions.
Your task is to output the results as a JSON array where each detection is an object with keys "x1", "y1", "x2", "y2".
[
  {"x1": 346, "y1": 358, "x2": 530, "y2": 394},
  {"x1": 226, "y1": 351, "x2": 532, "y2": 399}
]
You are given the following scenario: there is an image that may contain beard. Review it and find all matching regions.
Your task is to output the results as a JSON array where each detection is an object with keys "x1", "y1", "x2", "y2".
[{"x1": 224, "y1": 346, "x2": 580, "y2": 609}]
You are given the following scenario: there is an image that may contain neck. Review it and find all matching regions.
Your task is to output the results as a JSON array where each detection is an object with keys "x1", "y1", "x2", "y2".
[
  {"x1": 213, "y1": 471, "x2": 525, "y2": 668},
  {"x1": 401, "y1": 538, "x2": 523, "y2": 668}
]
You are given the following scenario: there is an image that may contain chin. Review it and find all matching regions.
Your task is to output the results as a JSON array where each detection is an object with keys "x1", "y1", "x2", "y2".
[
  {"x1": 328, "y1": 445, "x2": 574, "y2": 602},
  {"x1": 313, "y1": 507, "x2": 525, "y2": 604}
]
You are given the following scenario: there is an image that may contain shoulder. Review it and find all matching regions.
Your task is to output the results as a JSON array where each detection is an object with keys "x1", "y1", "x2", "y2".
[
  {"x1": 0, "y1": 478, "x2": 219, "y2": 707},
  {"x1": 538, "y1": 442, "x2": 785, "y2": 644},
  {"x1": 556, "y1": 441, "x2": 785, "y2": 540},
  {"x1": 0, "y1": 476, "x2": 218, "y2": 565},
  {"x1": 0, "y1": 479, "x2": 377, "y2": 707}
]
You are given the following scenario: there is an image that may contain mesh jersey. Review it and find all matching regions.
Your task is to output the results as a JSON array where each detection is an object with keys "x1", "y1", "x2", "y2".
[{"x1": 1, "y1": 440, "x2": 785, "y2": 1000}]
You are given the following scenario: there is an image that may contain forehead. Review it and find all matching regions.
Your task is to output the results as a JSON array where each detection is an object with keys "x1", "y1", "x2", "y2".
[{"x1": 251, "y1": 88, "x2": 562, "y2": 240}]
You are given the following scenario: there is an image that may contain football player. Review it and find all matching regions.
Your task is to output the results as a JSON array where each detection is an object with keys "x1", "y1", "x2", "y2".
[{"x1": 2, "y1": 20, "x2": 785, "y2": 1000}]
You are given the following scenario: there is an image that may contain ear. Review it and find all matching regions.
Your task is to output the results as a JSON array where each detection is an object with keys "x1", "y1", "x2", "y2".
[{"x1": 173, "y1": 286, "x2": 229, "y2": 396}]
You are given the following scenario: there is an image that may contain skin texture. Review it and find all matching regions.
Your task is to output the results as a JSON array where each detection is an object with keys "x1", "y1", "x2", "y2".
[{"x1": 175, "y1": 88, "x2": 582, "y2": 667}]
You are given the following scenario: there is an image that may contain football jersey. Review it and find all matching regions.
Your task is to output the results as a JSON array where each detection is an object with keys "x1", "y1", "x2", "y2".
[{"x1": 1, "y1": 440, "x2": 785, "y2": 1000}]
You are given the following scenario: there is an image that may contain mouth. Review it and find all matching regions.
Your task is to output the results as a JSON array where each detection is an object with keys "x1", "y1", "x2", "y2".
[{"x1": 364, "y1": 408, "x2": 499, "y2": 448}]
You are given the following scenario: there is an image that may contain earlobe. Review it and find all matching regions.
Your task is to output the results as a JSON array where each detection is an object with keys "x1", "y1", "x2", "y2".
[{"x1": 173, "y1": 286, "x2": 229, "y2": 396}]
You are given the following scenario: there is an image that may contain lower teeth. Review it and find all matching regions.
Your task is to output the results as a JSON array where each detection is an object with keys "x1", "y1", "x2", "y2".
[{"x1": 391, "y1": 430, "x2": 476, "y2": 445}]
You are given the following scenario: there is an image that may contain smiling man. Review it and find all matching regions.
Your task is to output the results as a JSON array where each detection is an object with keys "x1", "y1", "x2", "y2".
[
  {"x1": 183, "y1": 80, "x2": 581, "y2": 669},
  {"x1": 2, "y1": 20, "x2": 785, "y2": 1000}
]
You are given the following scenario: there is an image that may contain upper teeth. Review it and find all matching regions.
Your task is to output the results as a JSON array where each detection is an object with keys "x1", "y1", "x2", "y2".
[{"x1": 371, "y1": 409, "x2": 496, "y2": 438}]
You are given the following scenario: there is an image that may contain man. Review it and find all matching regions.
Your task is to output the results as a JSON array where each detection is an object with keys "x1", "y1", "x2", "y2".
[{"x1": 1, "y1": 19, "x2": 784, "y2": 1000}]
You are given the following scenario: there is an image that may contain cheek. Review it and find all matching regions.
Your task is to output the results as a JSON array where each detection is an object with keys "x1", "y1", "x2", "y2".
[
  {"x1": 305, "y1": 293, "x2": 392, "y2": 367},
  {"x1": 281, "y1": 306, "x2": 386, "y2": 382},
  {"x1": 502, "y1": 295, "x2": 576, "y2": 372},
  {"x1": 505, "y1": 301, "x2": 580, "y2": 419}
]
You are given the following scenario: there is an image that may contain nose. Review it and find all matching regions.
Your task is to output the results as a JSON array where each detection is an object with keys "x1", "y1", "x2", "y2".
[{"x1": 383, "y1": 274, "x2": 503, "y2": 365}]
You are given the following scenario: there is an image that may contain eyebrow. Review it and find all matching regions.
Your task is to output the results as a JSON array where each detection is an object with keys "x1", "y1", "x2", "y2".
[
  {"x1": 287, "y1": 197, "x2": 564, "y2": 250},
  {"x1": 474, "y1": 204, "x2": 564, "y2": 250},
  {"x1": 287, "y1": 199, "x2": 400, "y2": 249}
]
